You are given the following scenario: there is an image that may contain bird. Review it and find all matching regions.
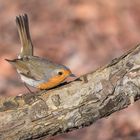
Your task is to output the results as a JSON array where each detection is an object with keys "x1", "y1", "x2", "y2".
[{"x1": 6, "y1": 14, "x2": 75, "y2": 91}]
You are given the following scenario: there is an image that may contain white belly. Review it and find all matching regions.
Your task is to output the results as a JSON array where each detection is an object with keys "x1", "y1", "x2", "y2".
[{"x1": 20, "y1": 74, "x2": 39, "y2": 87}]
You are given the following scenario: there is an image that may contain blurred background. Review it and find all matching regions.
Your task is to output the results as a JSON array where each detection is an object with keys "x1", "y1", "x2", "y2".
[{"x1": 0, "y1": 0, "x2": 140, "y2": 140}]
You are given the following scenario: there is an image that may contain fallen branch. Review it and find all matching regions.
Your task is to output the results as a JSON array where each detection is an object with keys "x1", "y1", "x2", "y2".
[{"x1": 1, "y1": 44, "x2": 140, "y2": 140}]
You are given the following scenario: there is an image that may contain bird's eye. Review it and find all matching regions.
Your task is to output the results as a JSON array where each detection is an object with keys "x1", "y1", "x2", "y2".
[{"x1": 58, "y1": 71, "x2": 63, "y2": 75}]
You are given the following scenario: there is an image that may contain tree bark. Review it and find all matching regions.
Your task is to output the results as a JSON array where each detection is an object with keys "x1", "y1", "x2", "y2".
[{"x1": 1, "y1": 44, "x2": 140, "y2": 140}]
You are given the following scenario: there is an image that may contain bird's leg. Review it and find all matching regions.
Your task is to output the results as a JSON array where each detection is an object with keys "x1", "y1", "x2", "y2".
[{"x1": 23, "y1": 82, "x2": 33, "y2": 93}]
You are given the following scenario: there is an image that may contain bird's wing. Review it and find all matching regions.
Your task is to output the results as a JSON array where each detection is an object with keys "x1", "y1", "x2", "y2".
[{"x1": 10, "y1": 58, "x2": 46, "y2": 81}]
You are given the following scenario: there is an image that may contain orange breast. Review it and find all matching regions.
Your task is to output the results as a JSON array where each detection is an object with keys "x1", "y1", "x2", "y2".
[{"x1": 37, "y1": 70, "x2": 70, "y2": 90}]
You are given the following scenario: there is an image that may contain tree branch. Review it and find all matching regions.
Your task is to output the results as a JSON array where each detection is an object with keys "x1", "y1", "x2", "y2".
[{"x1": 1, "y1": 44, "x2": 140, "y2": 140}]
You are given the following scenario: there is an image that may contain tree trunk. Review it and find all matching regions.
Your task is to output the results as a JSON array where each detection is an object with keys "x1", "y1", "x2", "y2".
[{"x1": 1, "y1": 44, "x2": 140, "y2": 140}]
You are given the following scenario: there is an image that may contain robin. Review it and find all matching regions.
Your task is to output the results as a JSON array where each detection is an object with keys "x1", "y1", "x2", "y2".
[{"x1": 6, "y1": 14, "x2": 75, "y2": 91}]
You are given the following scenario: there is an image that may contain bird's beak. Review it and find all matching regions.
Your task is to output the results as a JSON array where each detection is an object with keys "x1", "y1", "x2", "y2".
[{"x1": 70, "y1": 73, "x2": 76, "y2": 77}]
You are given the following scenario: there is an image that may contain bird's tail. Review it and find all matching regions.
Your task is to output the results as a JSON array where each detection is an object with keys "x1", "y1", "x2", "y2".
[{"x1": 16, "y1": 14, "x2": 33, "y2": 58}]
